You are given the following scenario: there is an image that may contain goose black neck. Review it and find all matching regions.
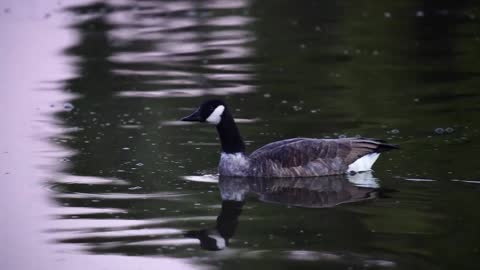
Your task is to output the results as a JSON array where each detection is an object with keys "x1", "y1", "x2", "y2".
[{"x1": 216, "y1": 111, "x2": 245, "y2": 154}]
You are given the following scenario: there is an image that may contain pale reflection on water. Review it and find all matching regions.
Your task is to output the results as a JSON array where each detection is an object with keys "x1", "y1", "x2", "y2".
[
  {"x1": 1, "y1": 0, "x2": 248, "y2": 269},
  {"x1": 106, "y1": 0, "x2": 256, "y2": 99}
]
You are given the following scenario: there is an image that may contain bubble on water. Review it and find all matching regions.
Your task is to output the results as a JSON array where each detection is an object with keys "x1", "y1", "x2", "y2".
[
  {"x1": 390, "y1": 129, "x2": 400, "y2": 134},
  {"x1": 384, "y1": 12, "x2": 391, "y2": 18},
  {"x1": 281, "y1": 100, "x2": 288, "y2": 104},
  {"x1": 263, "y1": 93, "x2": 271, "y2": 98},
  {"x1": 413, "y1": 98, "x2": 420, "y2": 102},
  {"x1": 434, "y1": 128, "x2": 445, "y2": 134},
  {"x1": 446, "y1": 127, "x2": 455, "y2": 133},
  {"x1": 136, "y1": 162, "x2": 144, "y2": 167},
  {"x1": 122, "y1": 147, "x2": 130, "y2": 150},
  {"x1": 292, "y1": 105, "x2": 303, "y2": 111},
  {"x1": 300, "y1": 44, "x2": 306, "y2": 49},
  {"x1": 416, "y1": 11, "x2": 424, "y2": 17}
]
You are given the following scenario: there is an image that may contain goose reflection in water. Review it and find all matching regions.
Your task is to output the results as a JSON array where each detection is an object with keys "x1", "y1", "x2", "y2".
[{"x1": 185, "y1": 172, "x2": 394, "y2": 251}]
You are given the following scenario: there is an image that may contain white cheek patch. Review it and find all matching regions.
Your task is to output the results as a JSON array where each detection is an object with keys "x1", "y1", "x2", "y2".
[{"x1": 206, "y1": 105, "x2": 225, "y2": 124}]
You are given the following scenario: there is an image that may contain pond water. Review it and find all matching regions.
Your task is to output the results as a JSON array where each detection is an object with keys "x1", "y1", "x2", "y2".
[{"x1": 1, "y1": 0, "x2": 480, "y2": 269}]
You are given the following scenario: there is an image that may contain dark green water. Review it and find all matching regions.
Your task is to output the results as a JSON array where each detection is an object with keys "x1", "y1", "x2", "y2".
[{"x1": 2, "y1": 0, "x2": 480, "y2": 269}]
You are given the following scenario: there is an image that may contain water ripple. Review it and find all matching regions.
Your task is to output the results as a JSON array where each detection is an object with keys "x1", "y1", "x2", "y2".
[{"x1": 54, "y1": 191, "x2": 192, "y2": 200}]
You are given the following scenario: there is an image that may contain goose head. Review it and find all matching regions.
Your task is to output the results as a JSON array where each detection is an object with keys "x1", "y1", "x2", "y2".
[{"x1": 181, "y1": 99, "x2": 226, "y2": 125}]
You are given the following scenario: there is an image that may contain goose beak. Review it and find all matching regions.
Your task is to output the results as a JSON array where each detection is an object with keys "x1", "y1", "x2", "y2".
[{"x1": 181, "y1": 109, "x2": 202, "y2": 122}]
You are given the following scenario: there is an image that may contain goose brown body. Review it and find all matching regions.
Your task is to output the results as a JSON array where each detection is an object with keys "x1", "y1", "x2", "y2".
[{"x1": 219, "y1": 138, "x2": 397, "y2": 177}]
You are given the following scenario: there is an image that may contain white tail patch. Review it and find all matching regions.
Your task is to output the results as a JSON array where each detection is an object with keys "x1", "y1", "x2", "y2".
[{"x1": 347, "y1": 153, "x2": 380, "y2": 173}]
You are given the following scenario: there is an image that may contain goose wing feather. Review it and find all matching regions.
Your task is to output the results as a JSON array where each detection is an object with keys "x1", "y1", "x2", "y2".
[{"x1": 248, "y1": 138, "x2": 396, "y2": 177}]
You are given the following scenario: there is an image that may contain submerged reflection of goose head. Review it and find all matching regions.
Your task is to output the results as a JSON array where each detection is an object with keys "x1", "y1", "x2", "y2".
[
  {"x1": 186, "y1": 172, "x2": 393, "y2": 250},
  {"x1": 185, "y1": 200, "x2": 244, "y2": 251}
]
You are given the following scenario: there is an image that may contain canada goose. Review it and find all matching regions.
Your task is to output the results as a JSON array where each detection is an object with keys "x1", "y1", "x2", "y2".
[{"x1": 181, "y1": 99, "x2": 398, "y2": 177}]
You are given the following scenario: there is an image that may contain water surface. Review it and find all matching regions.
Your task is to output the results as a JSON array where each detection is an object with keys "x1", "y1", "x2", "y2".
[{"x1": 1, "y1": 0, "x2": 480, "y2": 269}]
